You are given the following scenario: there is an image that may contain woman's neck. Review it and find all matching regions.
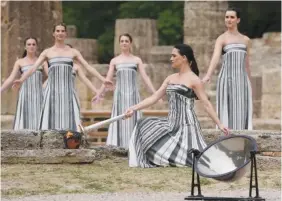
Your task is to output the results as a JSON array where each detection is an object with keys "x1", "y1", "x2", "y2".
[
  {"x1": 227, "y1": 27, "x2": 239, "y2": 35},
  {"x1": 25, "y1": 53, "x2": 36, "y2": 60},
  {"x1": 179, "y1": 64, "x2": 192, "y2": 75},
  {"x1": 121, "y1": 50, "x2": 131, "y2": 56},
  {"x1": 54, "y1": 41, "x2": 66, "y2": 48}
]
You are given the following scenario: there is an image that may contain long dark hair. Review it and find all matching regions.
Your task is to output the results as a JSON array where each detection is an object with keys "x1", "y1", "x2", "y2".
[
  {"x1": 22, "y1": 37, "x2": 38, "y2": 58},
  {"x1": 174, "y1": 44, "x2": 199, "y2": 76}
]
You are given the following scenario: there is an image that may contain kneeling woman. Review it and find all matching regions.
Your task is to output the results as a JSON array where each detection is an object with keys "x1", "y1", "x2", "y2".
[{"x1": 124, "y1": 44, "x2": 229, "y2": 168}]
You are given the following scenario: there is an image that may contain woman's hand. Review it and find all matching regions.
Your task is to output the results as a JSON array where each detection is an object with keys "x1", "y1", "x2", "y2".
[
  {"x1": 201, "y1": 75, "x2": 211, "y2": 84},
  {"x1": 92, "y1": 92, "x2": 105, "y2": 104},
  {"x1": 103, "y1": 79, "x2": 114, "y2": 90},
  {"x1": 218, "y1": 124, "x2": 230, "y2": 136},
  {"x1": 124, "y1": 108, "x2": 135, "y2": 119},
  {"x1": 12, "y1": 79, "x2": 23, "y2": 90}
]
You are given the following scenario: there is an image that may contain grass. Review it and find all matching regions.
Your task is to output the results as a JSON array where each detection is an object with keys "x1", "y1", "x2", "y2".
[{"x1": 1, "y1": 158, "x2": 281, "y2": 198}]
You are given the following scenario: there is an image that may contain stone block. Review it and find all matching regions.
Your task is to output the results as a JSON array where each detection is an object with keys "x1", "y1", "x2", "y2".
[
  {"x1": 262, "y1": 68, "x2": 281, "y2": 94},
  {"x1": 1, "y1": 1, "x2": 62, "y2": 115},
  {"x1": 1, "y1": 89, "x2": 18, "y2": 115},
  {"x1": 66, "y1": 25, "x2": 77, "y2": 38},
  {"x1": 253, "y1": 118, "x2": 281, "y2": 131},
  {"x1": 252, "y1": 100, "x2": 261, "y2": 118},
  {"x1": 1, "y1": 130, "x2": 41, "y2": 150},
  {"x1": 251, "y1": 75, "x2": 262, "y2": 100},
  {"x1": 263, "y1": 32, "x2": 281, "y2": 47},
  {"x1": 75, "y1": 78, "x2": 90, "y2": 101},
  {"x1": 184, "y1": 10, "x2": 226, "y2": 38},
  {"x1": 184, "y1": 1, "x2": 228, "y2": 11},
  {"x1": 148, "y1": 46, "x2": 174, "y2": 63},
  {"x1": 114, "y1": 19, "x2": 158, "y2": 63},
  {"x1": 1, "y1": 149, "x2": 97, "y2": 164},
  {"x1": 202, "y1": 129, "x2": 281, "y2": 152},
  {"x1": 183, "y1": 38, "x2": 217, "y2": 73},
  {"x1": 80, "y1": 100, "x2": 91, "y2": 110},
  {"x1": 41, "y1": 130, "x2": 65, "y2": 149},
  {"x1": 65, "y1": 38, "x2": 98, "y2": 64},
  {"x1": 261, "y1": 94, "x2": 281, "y2": 119},
  {"x1": 1, "y1": 115, "x2": 14, "y2": 129},
  {"x1": 256, "y1": 156, "x2": 281, "y2": 171}
]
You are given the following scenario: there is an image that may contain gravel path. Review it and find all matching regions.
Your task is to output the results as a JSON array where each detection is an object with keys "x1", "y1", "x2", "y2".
[{"x1": 2, "y1": 189, "x2": 280, "y2": 201}]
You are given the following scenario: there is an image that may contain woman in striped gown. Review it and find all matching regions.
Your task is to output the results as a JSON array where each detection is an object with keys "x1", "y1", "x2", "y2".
[
  {"x1": 124, "y1": 44, "x2": 229, "y2": 168},
  {"x1": 13, "y1": 23, "x2": 112, "y2": 131},
  {"x1": 94, "y1": 33, "x2": 159, "y2": 149},
  {"x1": 202, "y1": 8, "x2": 253, "y2": 130},
  {"x1": 1, "y1": 37, "x2": 48, "y2": 130}
]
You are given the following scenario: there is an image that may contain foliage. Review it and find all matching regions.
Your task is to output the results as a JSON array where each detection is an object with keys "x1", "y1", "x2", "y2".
[
  {"x1": 63, "y1": 1, "x2": 281, "y2": 63},
  {"x1": 228, "y1": 1, "x2": 281, "y2": 38}
]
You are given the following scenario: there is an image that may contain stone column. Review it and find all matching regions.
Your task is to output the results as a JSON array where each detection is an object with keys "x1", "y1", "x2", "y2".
[
  {"x1": 114, "y1": 19, "x2": 158, "y2": 63},
  {"x1": 65, "y1": 38, "x2": 98, "y2": 64},
  {"x1": 183, "y1": 1, "x2": 228, "y2": 75},
  {"x1": 261, "y1": 68, "x2": 281, "y2": 120},
  {"x1": 1, "y1": 1, "x2": 62, "y2": 114},
  {"x1": 66, "y1": 25, "x2": 77, "y2": 38}
]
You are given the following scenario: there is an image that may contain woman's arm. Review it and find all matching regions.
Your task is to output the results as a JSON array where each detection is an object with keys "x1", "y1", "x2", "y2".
[
  {"x1": 202, "y1": 36, "x2": 223, "y2": 83},
  {"x1": 12, "y1": 50, "x2": 48, "y2": 88},
  {"x1": 73, "y1": 48, "x2": 112, "y2": 87},
  {"x1": 42, "y1": 61, "x2": 48, "y2": 88},
  {"x1": 124, "y1": 76, "x2": 170, "y2": 118},
  {"x1": 137, "y1": 58, "x2": 157, "y2": 94},
  {"x1": 245, "y1": 37, "x2": 251, "y2": 81},
  {"x1": 192, "y1": 77, "x2": 229, "y2": 135},
  {"x1": 1, "y1": 60, "x2": 21, "y2": 92},
  {"x1": 76, "y1": 64, "x2": 98, "y2": 94},
  {"x1": 92, "y1": 59, "x2": 116, "y2": 102}
]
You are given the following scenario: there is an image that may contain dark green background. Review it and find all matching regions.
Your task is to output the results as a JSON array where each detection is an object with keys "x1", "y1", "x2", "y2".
[{"x1": 63, "y1": 1, "x2": 281, "y2": 63}]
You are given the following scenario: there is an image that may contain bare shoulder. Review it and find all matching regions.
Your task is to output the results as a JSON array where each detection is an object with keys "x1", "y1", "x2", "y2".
[
  {"x1": 15, "y1": 58, "x2": 23, "y2": 66},
  {"x1": 161, "y1": 74, "x2": 175, "y2": 87},
  {"x1": 217, "y1": 33, "x2": 226, "y2": 42},
  {"x1": 243, "y1": 35, "x2": 251, "y2": 45},
  {"x1": 71, "y1": 47, "x2": 80, "y2": 55},
  {"x1": 134, "y1": 55, "x2": 142, "y2": 63},
  {"x1": 166, "y1": 73, "x2": 177, "y2": 83},
  {"x1": 41, "y1": 47, "x2": 52, "y2": 56},
  {"x1": 190, "y1": 73, "x2": 203, "y2": 87},
  {"x1": 242, "y1": 34, "x2": 250, "y2": 41},
  {"x1": 214, "y1": 33, "x2": 225, "y2": 47},
  {"x1": 110, "y1": 57, "x2": 118, "y2": 65}
]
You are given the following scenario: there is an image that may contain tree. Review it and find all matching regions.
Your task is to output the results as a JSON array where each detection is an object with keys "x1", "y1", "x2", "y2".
[{"x1": 118, "y1": 1, "x2": 184, "y2": 45}]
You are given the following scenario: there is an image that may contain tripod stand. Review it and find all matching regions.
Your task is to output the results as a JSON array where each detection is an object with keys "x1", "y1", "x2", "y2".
[{"x1": 185, "y1": 149, "x2": 265, "y2": 201}]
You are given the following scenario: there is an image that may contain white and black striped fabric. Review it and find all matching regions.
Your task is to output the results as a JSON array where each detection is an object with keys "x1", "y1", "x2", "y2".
[
  {"x1": 13, "y1": 65, "x2": 43, "y2": 130},
  {"x1": 39, "y1": 57, "x2": 80, "y2": 131},
  {"x1": 106, "y1": 63, "x2": 142, "y2": 149},
  {"x1": 217, "y1": 43, "x2": 253, "y2": 130},
  {"x1": 129, "y1": 84, "x2": 207, "y2": 168}
]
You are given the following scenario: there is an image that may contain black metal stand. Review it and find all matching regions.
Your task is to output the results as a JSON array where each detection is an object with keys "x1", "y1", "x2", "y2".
[{"x1": 184, "y1": 150, "x2": 265, "y2": 201}]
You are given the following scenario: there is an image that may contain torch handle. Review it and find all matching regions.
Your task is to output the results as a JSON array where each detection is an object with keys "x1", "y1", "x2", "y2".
[{"x1": 83, "y1": 114, "x2": 126, "y2": 133}]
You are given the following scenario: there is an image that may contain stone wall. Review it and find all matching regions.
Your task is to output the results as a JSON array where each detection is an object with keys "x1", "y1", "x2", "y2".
[
  {"x1": 261, "y1": 68, "x2": 281, "y2": 119},
  {"x1": 65, "y1": 38, "x2": 98, "y2": 64},
  {"x1": 114, "y1": 19, "x2": 158, "y2": 63},
  {"x1": 1, "y1": 129, "x2": 280, "y2": 167},
  {"x1": 1, "y1": 1, "x2": 62, "y2": 114},
  {"x1": 183, "y1": 0, "x2": 228, "y2": 75}
]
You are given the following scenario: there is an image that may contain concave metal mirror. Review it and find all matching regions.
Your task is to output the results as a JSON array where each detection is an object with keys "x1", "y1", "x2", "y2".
[{"x1": 195, "y1": 135, "x2": 258, "y2": 182}]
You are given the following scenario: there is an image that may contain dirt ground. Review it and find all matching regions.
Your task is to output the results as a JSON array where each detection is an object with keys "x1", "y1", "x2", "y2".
[{"x1": 1, "y1": 158, "x2": 281, "y2": 200}]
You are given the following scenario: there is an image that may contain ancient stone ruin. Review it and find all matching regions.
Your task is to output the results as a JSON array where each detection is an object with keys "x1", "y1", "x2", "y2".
[
  {"x1": 1, "y1": 1, "x2": 281, "y2": 164},
  {"x1": 1, "y1": 1, "x2": 62, "y2": 124}
]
